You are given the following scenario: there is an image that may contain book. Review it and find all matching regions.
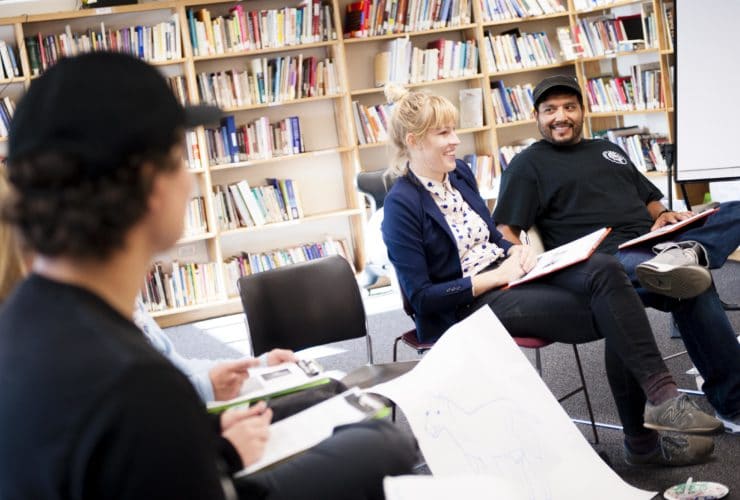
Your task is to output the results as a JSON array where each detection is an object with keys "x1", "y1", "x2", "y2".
[
  {"x1": 617, "y1": 208, "x2": 718, "y2": 250},
  {"x1": 508, "y1": 227, "x2": 611, "y2": 288},
  {"x1": 458, "y1": 87, "x2": 483, "y2": 128},
  {"x1": 206, "y1": 359, "x2": 333, "y2": 413},
  {"x1": 235, "y1": 387, "x2": 388, "y2": 475}
]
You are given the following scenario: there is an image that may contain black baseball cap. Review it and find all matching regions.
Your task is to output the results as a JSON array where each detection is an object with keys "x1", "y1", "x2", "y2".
[
  {"x1": 532, "y1": 75, "x2": 582, "y2": 109},
  {"x1": 8, "y1": 51, "x2": 221, "y2": 174}
]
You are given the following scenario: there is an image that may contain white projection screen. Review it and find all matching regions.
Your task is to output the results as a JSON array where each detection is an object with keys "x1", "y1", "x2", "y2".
[{"x1": 675, "y1": 0, "x2": 740, "y2": 181}]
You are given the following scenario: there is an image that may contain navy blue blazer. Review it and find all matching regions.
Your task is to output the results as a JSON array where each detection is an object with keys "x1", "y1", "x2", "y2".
[{"x1": 381, "y1": 160, "x2": 513, "y2": 342}]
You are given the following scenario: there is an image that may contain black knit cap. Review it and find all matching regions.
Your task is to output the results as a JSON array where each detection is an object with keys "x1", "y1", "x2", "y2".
[
  {"x1": 532, "y1": 75, "x2": 582, "y2": 109},
  {"x1": 7, "y1": 51, "x2": 221, "y2": 174}
]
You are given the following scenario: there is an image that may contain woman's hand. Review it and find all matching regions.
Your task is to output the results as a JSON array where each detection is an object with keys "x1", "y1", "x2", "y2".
[
  {"x1": 221, "y1": 401, "x2": 273, "y2": 466},
  {"x1": 506, "y1": 245, "x2": 537, "y2": 273}
]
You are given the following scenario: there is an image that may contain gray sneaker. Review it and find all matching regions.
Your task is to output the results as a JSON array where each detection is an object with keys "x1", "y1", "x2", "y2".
[
  {"x1": 644, "y1": 394, "x2": 724, "y2": 434},
  {"x1": 636, "y1": 241, "x2": 712, "y2": 299},
  {"x1": 625, "y1": 434, "x2": 714, "y2": 466}
]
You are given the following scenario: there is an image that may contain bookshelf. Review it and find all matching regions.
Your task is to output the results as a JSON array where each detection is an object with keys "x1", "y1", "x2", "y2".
[{"x1": 0, "y1": 0, "x2": 676, "y2": 326}]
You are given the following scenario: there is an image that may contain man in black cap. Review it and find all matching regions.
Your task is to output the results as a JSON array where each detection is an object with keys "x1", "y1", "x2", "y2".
[
  {"x1": 0, "y1": 52, "x2": 415, "y2": 499},
  {"x1": 494, "y1": 75, "x2": 740, "y2": 438}
]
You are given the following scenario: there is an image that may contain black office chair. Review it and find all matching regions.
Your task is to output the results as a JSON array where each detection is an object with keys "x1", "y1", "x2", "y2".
[
  {"x1": 237, "y1": 255, "x2": 374, "y2": 363},
  {"x1": 355, "y1": 169, "x2": 396, "y2": 214}
]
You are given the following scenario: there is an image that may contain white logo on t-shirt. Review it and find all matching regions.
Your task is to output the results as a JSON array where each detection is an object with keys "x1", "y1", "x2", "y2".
[{"x1": 602, "y1": 150, "x2": 628, "y2": 165}]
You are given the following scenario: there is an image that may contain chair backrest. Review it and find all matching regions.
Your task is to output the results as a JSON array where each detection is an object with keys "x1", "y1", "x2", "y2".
[
  {"x1": 237, "y1": 255, "x2": 373, "y2": 362},
  {"x1": 355, "y1": 170, "x2": 397, "y2": 213}
]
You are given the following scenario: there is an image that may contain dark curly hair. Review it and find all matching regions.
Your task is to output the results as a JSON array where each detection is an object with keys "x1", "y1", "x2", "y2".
[{"x1": 2, "y1": 148, "x2": 180, "y2": 260}]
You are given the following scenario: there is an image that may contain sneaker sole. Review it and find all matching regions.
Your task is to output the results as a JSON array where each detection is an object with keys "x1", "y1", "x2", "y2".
[
  {"x1": 636, "y1": 264, "x2": 712, "y2": 299},
  {"x1": 643, "y1": 421, "x2": 724, "y2": 435}
]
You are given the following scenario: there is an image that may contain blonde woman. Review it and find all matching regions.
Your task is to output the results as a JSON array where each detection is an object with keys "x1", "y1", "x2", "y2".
[{"x1": 380, "y1": 85, "x2": 720, "y2": 466}]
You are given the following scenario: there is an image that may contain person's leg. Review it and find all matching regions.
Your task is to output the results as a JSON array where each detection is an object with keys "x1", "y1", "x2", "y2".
[
  {"x1": 619, "y1": 250, "x2": 740, "y2": 426},
  {"x1": 669, "y1": 286, "x2": 740, "y2": 421},
  {"x1": 542, "y1": 254, "x2": 671, "y2": 387},
  {"x1": 479, "y1": 283, "x2": 650, "y2": 437},
  {"x1": 539, "y1": 254, "x2": 722, "y2": 434},
  {"x1": 268, "y1": 380, "x2": 348, "y2": 422},
  {"x1": 480, "y1": 283, "x2": 716, "y2": 463},
  {"x1": 677, "y1": 201, "x2": 740, "y2": 269},
  {"x1": 242, "y1": 420, "x2": 416, "y2": 500}
]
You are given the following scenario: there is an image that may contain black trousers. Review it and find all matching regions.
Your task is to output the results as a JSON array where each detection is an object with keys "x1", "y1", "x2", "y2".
[{"x1": 468, "y1": 253, "x2": 668, "y2": 436}]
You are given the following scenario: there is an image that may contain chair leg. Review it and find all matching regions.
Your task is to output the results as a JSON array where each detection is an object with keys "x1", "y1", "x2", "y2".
[
  {"x1": 365, "y1": 334, "x2": 374, "y2": 364},
  {"x1": 572, "y1": 345, "x2": 599, "y2": 445},
  {"x1": 534, "y1": 347, "x2": 543, "y2": 376},
  {"x1": 393, "y1": 337, "x2": 402, "y2": 363}
]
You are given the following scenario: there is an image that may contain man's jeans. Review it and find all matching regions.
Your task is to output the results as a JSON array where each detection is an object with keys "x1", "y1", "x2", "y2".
[{"x1": 616, "y1": 201, "x2": 740, "y2": 419}]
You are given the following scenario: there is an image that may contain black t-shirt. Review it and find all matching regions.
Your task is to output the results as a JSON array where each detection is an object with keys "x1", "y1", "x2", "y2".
[
  {"x1": 493, "y1": 138, "x2": 663, "y2": 254},
  {"x1": 0, "y1": 275, "x2": 241, "y2": 500}
]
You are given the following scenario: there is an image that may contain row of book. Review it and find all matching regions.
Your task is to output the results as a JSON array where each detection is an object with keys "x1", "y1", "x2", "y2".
[
  {"x1": 213, "y1": 178, "x2": 303, "y2": 230},
  {"x1": 142, "y1": 261, "x2": 224, "y2": 312},
  {"x1": 185, "y1": 130, "x2": 204, "y2": 170},
  {"x1": 183, "y1": 197, "x2": 209, "y2": 238},
  {"x1": 344, "y1": 0, "x2": 472, "y2": 38},
  {"x1": 0, "y1": 96, "x2": 16, "y2": 138},
  {"x1": 205, "y1": 115, "x2": 304, "y2": 164},
  {"x1": 498, "y1": 137, "x2": 536, "y2": 170},
  {"x1": 462, "y1": 153, "x2": 494, "y2": 191},
  {"x1": 187, "y1": 2, "x2": 335, "y2": 57},
  {"x1": 197, "y1": 56, "x2": 339, "y2": 109},
  {"x1": 477, "y1": 0, "x2": 565, "y2": 23},
  {"x1": 378, "y1": 37, "x2": 478, "y2": 86},
  {"x1": 568, "y1": 14, "x2": 656, "y2": 59},
  {"x1": 585, "y1": 64, "x2": 663, "y2": 112},
  {"x1": 483, "y1": 30, "x2": 557, "y2": 72},
  {"x1": 24, "y1": 17, "x2": 181, "y2": 76},
  {"x1": 599, "y1": 126, "x2": 668, "y2": 173},
  {"x1": 353, "y1": 101, "x2": 393, "y2": 144},
  {"x1": 223, "y1": 237, "x2": 352, "y2": 296},
  {"x1": 490, "y1": 80, "x2": 535, "y2": 123},
  {"x1": 169, "y1": 75, "x2": 190, "y2": 106},
  {"x1": 0, "y1": 41, "x2": 20, "y2": 80}
]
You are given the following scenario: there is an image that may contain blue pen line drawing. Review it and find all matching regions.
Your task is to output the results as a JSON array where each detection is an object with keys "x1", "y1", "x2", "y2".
[{"x1": 423, "y1": 394, "x2": 554, "y2": 500}]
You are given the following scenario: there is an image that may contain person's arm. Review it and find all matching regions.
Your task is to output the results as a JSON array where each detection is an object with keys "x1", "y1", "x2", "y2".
[
  {"x1": 497, "y1": 224, "x2": 523, "y2": 245},
  {"x1": 86, "y1": 364, "x2": 234, "y2": 499},
  {"x1": 134, "y1": 300, "x2": 221, "y2": 401},
  {"x1": 646, "y1": 200, "x2": 694, "y2": 231}
]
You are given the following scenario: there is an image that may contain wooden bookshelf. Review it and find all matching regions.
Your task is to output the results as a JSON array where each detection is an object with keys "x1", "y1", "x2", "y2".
[{"x1": 0, "y1": 0, "x2": 677, "y2": 325}]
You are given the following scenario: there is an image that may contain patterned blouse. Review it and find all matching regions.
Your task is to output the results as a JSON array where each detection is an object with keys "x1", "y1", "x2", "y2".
[{"x1": 416, "y1": 172, "x2": 505, "y2": 277}]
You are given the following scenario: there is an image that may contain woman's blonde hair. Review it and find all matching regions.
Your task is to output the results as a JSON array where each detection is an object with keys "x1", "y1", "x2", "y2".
[
  {"x1": 0, "y1": 170, "x2": 26, "y2": 303},
  {"x1": 384, "y1": 84, "x2": 458, "y2": 178}
]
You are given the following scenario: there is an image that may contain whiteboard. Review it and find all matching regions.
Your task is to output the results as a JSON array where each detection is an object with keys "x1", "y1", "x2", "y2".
[{"x1": 675, "y1": 0, "x2": 740, "y2": 181}]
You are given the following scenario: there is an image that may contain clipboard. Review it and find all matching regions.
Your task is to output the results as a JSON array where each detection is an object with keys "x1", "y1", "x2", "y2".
[
  {"x1": 507, "y1": 227, "x2": 611, "y2": 288},
  {"x1": 206, "y1": 360, "x2": 332, "y2": 414},
  {"x1": 617, "y1": 208, "x2": 718, "y2": 250},
  {"x1": 236, "y1": 388, "x2": 389, "y2": 475}
]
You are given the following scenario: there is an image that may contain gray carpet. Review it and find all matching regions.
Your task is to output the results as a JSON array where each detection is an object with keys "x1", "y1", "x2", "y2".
[{"x1": 167, "y1": 262, "x2": 740, "y2": 499}]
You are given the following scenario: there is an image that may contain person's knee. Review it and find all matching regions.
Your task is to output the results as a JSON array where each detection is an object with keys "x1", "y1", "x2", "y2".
[{"x1": 334, "y1": 420, "x2": 417, "y2": 473}]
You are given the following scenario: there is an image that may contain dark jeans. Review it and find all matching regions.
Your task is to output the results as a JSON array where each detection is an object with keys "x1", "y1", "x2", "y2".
[
  {"x1": 616, "y1": 201, "x2": 740, "y2": 419},
  {"x1": 469, "y1": 253, "x2": 669, "y2": 436},
  {"x1": 241, "y1": 420, "x2": 417, "y2": 500}
]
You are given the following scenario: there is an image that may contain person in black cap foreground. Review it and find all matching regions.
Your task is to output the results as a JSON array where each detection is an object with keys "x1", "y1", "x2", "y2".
[
  {"x1": 494, "y1": 75, "x2": 740, "y2": 437},
  {"x1": 0, "y1": 51, "x2": 415, "y2": 500}
]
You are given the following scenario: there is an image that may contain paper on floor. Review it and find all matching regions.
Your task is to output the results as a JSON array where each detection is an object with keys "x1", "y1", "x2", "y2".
[{"x1": 371, "y1": 307, "x2": 655, "y2": 500}]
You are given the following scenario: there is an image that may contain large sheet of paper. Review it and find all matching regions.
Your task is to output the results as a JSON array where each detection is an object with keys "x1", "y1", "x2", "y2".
[{"x1": 370, "y1": 308, "x2": 654, "y2": 500}]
